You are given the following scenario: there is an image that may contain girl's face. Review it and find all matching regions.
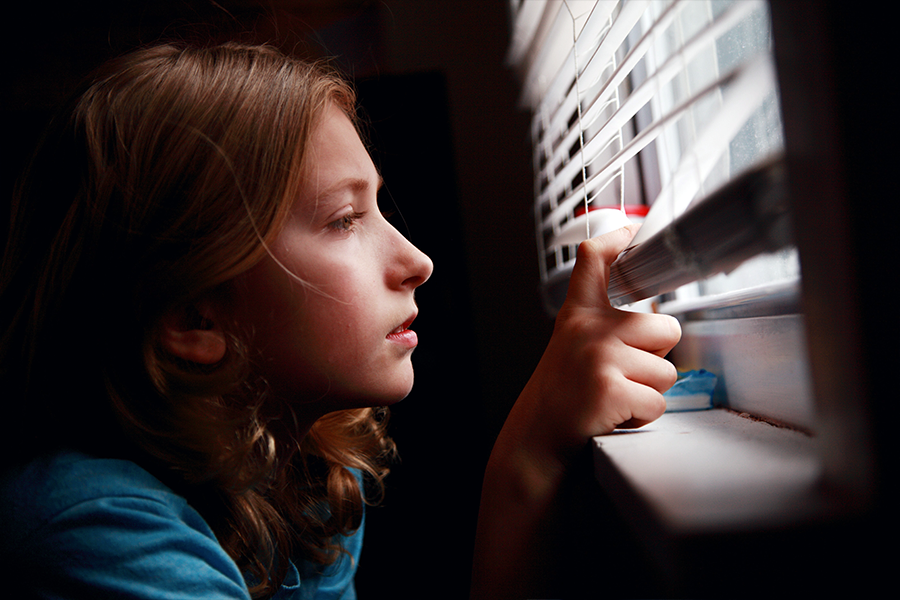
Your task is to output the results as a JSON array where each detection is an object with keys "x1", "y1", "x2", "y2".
[{"x1": 232, "y1": 104, "x2": 433, "y2": 412}]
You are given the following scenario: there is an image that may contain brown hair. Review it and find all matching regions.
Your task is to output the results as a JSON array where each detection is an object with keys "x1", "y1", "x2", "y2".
[{"x1": 1, "y1": 42, "x2": 395, "y2": 597}]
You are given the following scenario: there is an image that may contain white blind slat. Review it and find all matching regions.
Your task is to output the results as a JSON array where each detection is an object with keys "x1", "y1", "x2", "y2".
[
  {"x1": 538, "y1": 0, "x2": 763, "y2": 213},
  {"x1": 536, "y1": 0, "x2": 649, "y2": 120},
  {"x1": 510, "y1": 0, "x2": 784, "y2": 311},
  {"x1": 547, "y1": 51, "x2": 775, "y2": 249},
  {"x1": 632, "y1": 53, "x2": 776, "y2": 246},
  {"x1": 521, "y1": 2, "x2": 590, "y2": 110}
]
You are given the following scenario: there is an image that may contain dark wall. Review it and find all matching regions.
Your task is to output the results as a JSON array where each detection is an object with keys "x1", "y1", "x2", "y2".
[{"x1": 5, "y1": 2, "x2": 551, "y2": 597}]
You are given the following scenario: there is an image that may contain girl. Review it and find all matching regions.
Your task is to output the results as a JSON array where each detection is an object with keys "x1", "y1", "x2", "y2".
[{"x1": 1, "y1": 42, "x2": 680, "y2": 599}]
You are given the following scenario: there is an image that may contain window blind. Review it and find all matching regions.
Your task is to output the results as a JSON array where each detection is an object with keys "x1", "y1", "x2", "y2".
[{"x1": 508, "y1": 0, "x2": 790, "y2": 313}]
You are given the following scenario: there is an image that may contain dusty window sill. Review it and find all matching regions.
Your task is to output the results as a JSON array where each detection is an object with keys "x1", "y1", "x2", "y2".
[{"x1": 592, "y1": 408, "x2": 827, "y2": 534}]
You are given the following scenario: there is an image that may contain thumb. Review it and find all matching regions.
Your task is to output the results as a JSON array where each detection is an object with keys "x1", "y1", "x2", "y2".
[{"x1": 563, "y1": 224, "x2": 639, "y2": 309}]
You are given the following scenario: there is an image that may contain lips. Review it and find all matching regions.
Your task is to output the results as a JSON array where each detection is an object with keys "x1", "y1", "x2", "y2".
[
  {"x1": 386, "y1": 314, "x2": 418, "y2": 348},
  {"x1": 392, "y1": 313, "x2": 416, "y2": 334}
]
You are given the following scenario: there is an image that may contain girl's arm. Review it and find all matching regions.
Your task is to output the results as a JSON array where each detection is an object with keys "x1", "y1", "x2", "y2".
[{"x1": 470, "y1": 225, "x2": 682, "y2": 599}]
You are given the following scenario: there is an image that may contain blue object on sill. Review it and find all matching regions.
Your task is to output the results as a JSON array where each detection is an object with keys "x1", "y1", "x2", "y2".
[{"x1": 664, "y1": 369, "x2": 717, "y2": 412}]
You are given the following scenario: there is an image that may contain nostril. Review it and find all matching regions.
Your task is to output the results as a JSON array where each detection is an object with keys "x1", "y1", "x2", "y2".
[{"x1": 403, "y1": 270, "x2": 429, "y2": 289}]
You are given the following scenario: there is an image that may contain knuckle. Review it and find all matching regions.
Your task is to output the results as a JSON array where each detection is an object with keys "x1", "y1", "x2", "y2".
[
  {"x1": 575, "y1": 238, "x2": 600, "y2": 262},
  {"x1": 650, "y1": 391, "x2": 667, "y2": 419},
  {"x1": 664, "y1": 359, "x2": 679, "y2": 388},
  {"x1": 585, "y1": 358, "x2": 618, "y2": 387},
  {"x1": 577, "y1": 226, "x2": 634, "y2": 261}
]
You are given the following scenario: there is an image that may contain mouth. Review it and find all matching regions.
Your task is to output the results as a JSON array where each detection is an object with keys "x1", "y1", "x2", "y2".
[
  {"x1": 390, "y1": 314, "x2": 416, "y2": 335},
  {"x1": 386, "y1": 313, "x2": 419, "y2": 348}
]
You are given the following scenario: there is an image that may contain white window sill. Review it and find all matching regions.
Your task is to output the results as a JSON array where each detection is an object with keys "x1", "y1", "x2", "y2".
[{"x1": 592, "y1": 408, "x2": 827, "y2": 534}]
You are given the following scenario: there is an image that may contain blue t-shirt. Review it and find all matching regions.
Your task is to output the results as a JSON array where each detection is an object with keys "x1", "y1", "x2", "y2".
[{"x1": 0, "y1": 451, "x2": 362, "y2": 599}]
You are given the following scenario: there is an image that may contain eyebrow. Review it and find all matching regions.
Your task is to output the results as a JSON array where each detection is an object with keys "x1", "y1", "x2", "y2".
[
  {"x1": 319, "y1": 173, "x2": 384, "y2": 200},
  {"x1": 301, "y1": 171, "x2": 385, "y2": 223}
]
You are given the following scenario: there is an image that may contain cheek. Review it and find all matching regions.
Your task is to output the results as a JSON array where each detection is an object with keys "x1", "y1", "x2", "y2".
[
  {"x1": 232, "y1": 239, "x2": 398, "y2": 398},
  {"x1": 284, "y1": 241, "x2": 371, "y2": 298},
  {"x1": 310, "y1": 294, "x2": 380, "y2": 363},
  {"x1": 276, "y1": 265, "x2": 376, "y2": 357}
]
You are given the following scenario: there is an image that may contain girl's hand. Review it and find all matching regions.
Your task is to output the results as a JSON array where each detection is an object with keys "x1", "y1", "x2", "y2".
[
  {"x1": 472, "y1": 225, "x2": 681, "y2": 600},
  {"x1": 517, "y1": 224, "x2": 682, "y2": 456}
]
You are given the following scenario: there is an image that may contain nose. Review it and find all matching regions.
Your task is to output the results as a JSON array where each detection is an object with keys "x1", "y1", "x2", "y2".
[{"x1": 387, "y1": 226, "x2": 433, "y2": 290}]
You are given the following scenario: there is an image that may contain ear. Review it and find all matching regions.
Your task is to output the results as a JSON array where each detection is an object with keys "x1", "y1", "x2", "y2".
[{"x1": 159, "y1": 301, "x2": 227, "y2": 365}]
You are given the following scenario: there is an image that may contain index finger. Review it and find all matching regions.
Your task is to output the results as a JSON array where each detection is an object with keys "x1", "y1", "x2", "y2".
[{"x1": 563, "y1": 224, "x2": 639, "y2": 309}]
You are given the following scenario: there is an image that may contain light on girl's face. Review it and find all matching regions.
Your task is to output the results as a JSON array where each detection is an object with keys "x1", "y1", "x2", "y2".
[{"x1": 231, "y1": 103, "x2": 433, "y2": 417}]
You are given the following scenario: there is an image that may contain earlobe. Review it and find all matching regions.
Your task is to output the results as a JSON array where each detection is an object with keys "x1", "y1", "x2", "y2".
[{"x1": 159, "y1": 303, "x2": 227, "y2": 365}]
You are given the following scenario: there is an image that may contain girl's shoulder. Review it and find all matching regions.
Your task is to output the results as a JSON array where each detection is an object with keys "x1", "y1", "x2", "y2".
[
  {"x1": 1, "y1": 449, "x2": 251, "y2": 598},
  {"x1": 2, "y1": 450, "x2": 181, "y2": 516}
]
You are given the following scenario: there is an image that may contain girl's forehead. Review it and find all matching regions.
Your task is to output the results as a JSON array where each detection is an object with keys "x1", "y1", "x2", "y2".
[{"x1": 290, "y1": 105, "x2": 380, "y2": 215}]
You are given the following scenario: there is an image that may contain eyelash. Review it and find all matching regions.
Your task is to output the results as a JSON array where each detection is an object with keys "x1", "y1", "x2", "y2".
[
  {"x1": 328, "y1": 208, "x2": 396, "y2": 233},
  {"x1": 329, "y1": 211, "x2": 366, "y2": 233}
]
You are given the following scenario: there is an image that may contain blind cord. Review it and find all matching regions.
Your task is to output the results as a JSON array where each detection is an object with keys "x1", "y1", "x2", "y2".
[{"x1": 563, "y1": 0, "x2": 593, "y2": 241}]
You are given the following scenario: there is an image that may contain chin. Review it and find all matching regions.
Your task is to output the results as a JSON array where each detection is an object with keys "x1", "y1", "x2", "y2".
[
  {"x1": 366, "y1": 377, "x2": 416, "y2": 407},
  {"x1": 368, "y1": 385, "x2": 415, "y2": 407},
  {"x1": 367, "y1": 365, "x2": 416, "y2": 405},
  {"x1": 324, "y1": 379, "x2": 414, "y2": 411}
]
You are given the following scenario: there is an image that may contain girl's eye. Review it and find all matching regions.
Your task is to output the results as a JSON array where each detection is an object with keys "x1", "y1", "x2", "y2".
[{"x1": 329, "y1": 211, "x2": 366, "y2": 233}]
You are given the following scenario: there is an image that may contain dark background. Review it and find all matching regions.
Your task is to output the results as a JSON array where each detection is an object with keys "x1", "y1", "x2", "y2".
[{"x1": 4, "y1": 1, "x2": 553, "y2": 597}]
